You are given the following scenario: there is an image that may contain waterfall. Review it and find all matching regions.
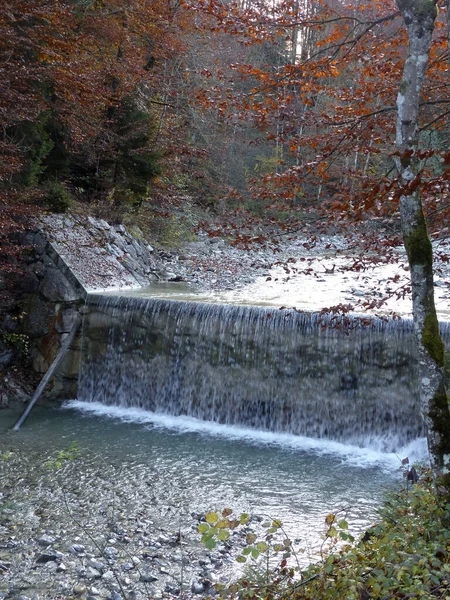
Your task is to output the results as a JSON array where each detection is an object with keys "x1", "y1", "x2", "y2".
[{"x1": 78, "y1": 294, "x2": 446, "y2": 452}]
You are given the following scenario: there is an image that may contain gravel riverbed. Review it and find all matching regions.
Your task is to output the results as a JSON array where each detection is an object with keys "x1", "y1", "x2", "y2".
[{"x1": 0, "y1": 436, "x2": 268, "y2": 600}]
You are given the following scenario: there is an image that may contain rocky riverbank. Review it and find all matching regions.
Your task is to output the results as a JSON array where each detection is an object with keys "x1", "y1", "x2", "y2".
[{"x1": 0, "y1": 434, "x2": 270, "y2": 600}]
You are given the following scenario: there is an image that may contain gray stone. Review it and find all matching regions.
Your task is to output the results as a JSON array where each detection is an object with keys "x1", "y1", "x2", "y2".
[
  {"x1": 35, "y1": 551, "x2": 62, "y2": 563},
  {"x1": 37, "y1": 535, "x2": 56, "y2": 546},
  {"x1": 0, "y1": 348, "x2": 14, "y2": 371},
  {"x1": 191, "y1": 580, "x2": 205, "y2": 594},
  {"x1": 102, "y1": 570, "x2": 115, "y2": 581},
  {"x1": 165, "y1": 583, "x2": 181, "y2": 595},
  {"x1": 85, "y1": 567, "x2": 101, "y2": 579},
  {"x1": 88, "y1": 587, "x2": 100, "y2": 596},
  {"x1": 103, "y1": 546, "x2": 117, "y2": 558},
  {"x1": 18, "y1": 269, "x2": 40, "y2": 293},
  {"x1": 22, "y1": 296, "x2": 53, "y2": 338},
  {"x1": 40, "y1": 267, "x2": 79, "y2": 302},
  {"x1": 55, "y1": 307, "x2": 79, "y2": 333},
  {"x1": 87, "y1": 559, "x2": 104, "y2": 571},
  {"x1": 56, "y1": 563, "x2": 67, "y2": 572},
  {"x1": 69, "y1": 544, "x2": 85, "y2": 554},
  {"x1": 1, "y1": 315, "x2": 18, "y2": 333},
  {"x1": 108, "y1": 593, "x2": 123, "y2": 600},
  {"x1": 73, "y1": 584, "x2": 87, "y2": 596},
  {"x1": 139, "y1": 573, "x2": 158, "y2": 583},
  {"x1": 98, "y1": 219, "x2": 111, "y2": 230}
]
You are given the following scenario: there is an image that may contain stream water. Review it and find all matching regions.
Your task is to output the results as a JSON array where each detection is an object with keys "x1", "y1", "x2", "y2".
[{"x1": 0, "y1": 403, "x2": 427, "y2": 555}]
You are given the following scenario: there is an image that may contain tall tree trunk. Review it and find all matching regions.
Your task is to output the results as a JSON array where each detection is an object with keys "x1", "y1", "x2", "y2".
[{"x1": 395, "y1": 0, "x2": 450, "y2": 488}]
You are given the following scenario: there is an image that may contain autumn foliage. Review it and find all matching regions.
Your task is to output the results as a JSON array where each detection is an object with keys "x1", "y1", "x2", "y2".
[{"x1": 0, "y1": 0, "x2": 449, "y2": 258}]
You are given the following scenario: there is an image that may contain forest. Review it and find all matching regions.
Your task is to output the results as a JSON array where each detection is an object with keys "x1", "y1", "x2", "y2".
[{"x1": 1, "y1": 0, "x2": 450, "y2": 599}]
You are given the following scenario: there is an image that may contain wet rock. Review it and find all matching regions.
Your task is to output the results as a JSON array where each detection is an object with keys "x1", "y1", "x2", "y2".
[
  {"x1": 165, "y1": 583, "x2": 181, "y2": 595},
  {"x1": 37, "y1": 535, "x2": 56, "y2": 546},
  {"x1": 139, "y1": 573, "x2": 158, "y2": 583},
  {"x1": 88, "y1": 587, "x2": 100, "y2": 596},
  {"x1": 191, "y1": 580, "x2": 205, "y2": 594},
  {"x1": 86, "y1": 566, "x2": 101, "y2": 579},
  {"x1": 35, "y1": 550, "x2": 62, "y2": 563},
  {"x1": 73, "y1": 584, "x2": 87, "y2": 595}
]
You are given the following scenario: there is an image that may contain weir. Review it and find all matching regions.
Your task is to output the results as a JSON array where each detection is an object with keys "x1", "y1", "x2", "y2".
[{"x1": 77, "y1": 294, "x2": 450, "y2": 452}]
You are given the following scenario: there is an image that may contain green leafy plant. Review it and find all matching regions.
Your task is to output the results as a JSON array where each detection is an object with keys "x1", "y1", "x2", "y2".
[
  {"x1": 199, "y1": 469, "x2": 450, "y2": 600},
  {"x1": 44, "y1": 442, "x2": 79, "y2": 471}
]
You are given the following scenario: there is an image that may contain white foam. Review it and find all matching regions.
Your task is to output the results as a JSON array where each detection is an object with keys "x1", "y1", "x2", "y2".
[{"x1": 63, "y1": 400, "x2": 429, "y2": 471}]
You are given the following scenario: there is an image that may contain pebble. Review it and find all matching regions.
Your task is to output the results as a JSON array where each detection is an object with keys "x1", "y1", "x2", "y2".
[
  {"x1": 88, "y1": 587, "x2": 101, "y2": 596},
  {"x1": 140, "y1": 573, "x2": 158, "y2": 583},
  {"x1": 86, "y1": 566, "x2": 101, "y2": 579},
  {"x1": 191, "y1": 580, "x2": 205, "y2": 594},
  {"x1": 37, "y1": 535, "x2": 56, "y2": 546},
  {"x1": 73, "y1": 584, "x2": 87, "y2": 595},
  {"x1": 88, "y1": 559, "x2": 105, "y2": 570}
]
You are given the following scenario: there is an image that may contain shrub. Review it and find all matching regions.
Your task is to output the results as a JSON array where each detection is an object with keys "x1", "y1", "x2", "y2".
[
  {"x1": 43, "y1": 180, "x2": 73, "y2": 213},
  {"x1": 200, "y1": 470, "x2": 450, "y2": 600}
]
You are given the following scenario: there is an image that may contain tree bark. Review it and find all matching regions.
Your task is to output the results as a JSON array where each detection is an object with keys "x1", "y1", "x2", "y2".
[{"x1": 395, "y1": 0, "x2": 450, "y2": 487}]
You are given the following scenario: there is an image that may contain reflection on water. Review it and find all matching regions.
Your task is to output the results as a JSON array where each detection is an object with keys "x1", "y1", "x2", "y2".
[
  {"x1": 102, "y1": 256, "x2": 450, "y2": 319},
  {"x1": 0, "y1": 403, "x2": 427, "y2": 550}
]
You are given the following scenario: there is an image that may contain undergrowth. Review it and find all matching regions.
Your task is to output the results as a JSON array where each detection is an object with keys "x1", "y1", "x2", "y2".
[{"x1": 201, "y1": 469, "x2": 450, "y2": 600}]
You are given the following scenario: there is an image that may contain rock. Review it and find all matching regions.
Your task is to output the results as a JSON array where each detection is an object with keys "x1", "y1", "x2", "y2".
[
  {"x1": 18, "y1": 269, "x2": 40, "y2": 293},
  {"x1": 56, "y1": 563, "x2": 67, "y2": 572},
  {"x1": 108, "y1": 593, "x2": 123, "y2": 600},
  {"x1": 87, "y1": 559, "x2": 104, "y2": 571},
  {"x1": 69, "y1": 544, "x2": 86, "y2": 554},
  {"x1": 40, "y1": 267, "x2": 79, "y2": 302},
  {"x1": 55, "y1": 307, "x2": 79, "y2": 333},
  {"x1": 88, "y1": 587, "x2": 100, "y2": 596},
  {"x1": 85, "y1": 566, "x2": 101, "y2": 579},
  {"x1": 102, "y1": 570, "x2": 115, "y2": 581},
  {"x1": 165, "y1": 583, "x2": 181, "y2": 595},
  {"x1": 37, "y1": 535, "x2": 56, "y2": 546},
  {"x1": 21, "y1": 296, "x2": 53, "y2": 338},
  {"x1": 104, "y1": 546, "x2": 117, "y2": 558},
  {"x1": 0, "y1": 348, "x2": 14, "y2": 371},
  {"x1": 73, "y1": 584, "x2": 87, "y2": 595},
  {"x1": 139, "y1": 573, "x2": 158, "y2": 583},
  {"x1": 35, "y1": 550, "x2": 62, "y2": 563},
  {"x1": 191, "y1": 580, "x2": 205, "y2": 594}
]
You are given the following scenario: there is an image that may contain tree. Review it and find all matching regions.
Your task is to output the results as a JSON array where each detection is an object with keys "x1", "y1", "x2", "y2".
[
  {"x1": 190, "y1": 0, "x2": 450, "y2": 484},
  {"x1": 395, "y1": 0, "x2": 450, "y2": 489}
]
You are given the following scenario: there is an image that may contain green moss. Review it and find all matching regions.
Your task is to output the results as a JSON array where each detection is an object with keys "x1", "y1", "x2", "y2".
[
  {"x1": 422, "y1": 312, "x2": 445, "y2": 367},
  {"x1": 405, "y1": 226, "x2": 432, "y2": 266},
  {"x1": 428, "y1": 380, "x2": 450, "y2": 462},
  {"x1": 399, "y1": 79, "x2": 408, "y2": 94}
]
